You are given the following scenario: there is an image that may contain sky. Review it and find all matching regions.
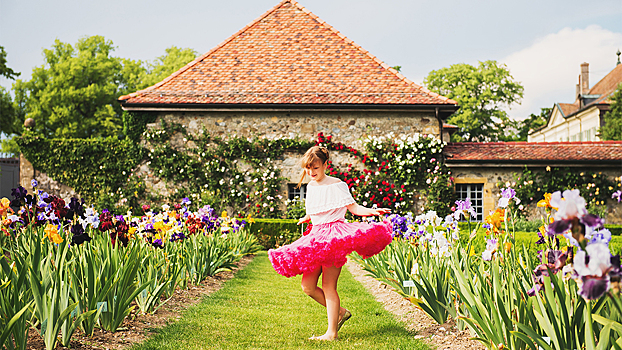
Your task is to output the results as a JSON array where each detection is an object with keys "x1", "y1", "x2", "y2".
[{"x1": 1, "y1": 0, "x2": 622, "y2": 121}]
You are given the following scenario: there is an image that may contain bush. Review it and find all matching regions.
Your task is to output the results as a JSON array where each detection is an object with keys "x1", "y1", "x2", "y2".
[
  {"x1": 607, "y1": 224, "x2": 622, "y2": 236},
  {"x1": 248, "y1": 219, "x2": 305, "y2": 250}
]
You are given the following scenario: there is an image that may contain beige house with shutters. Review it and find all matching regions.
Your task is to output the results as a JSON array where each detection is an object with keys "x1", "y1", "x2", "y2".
[{"x1": 529, "y1": 58, "x2": 622, "y2": 142}]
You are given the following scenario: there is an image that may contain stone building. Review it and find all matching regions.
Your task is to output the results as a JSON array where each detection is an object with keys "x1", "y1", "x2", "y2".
[
  {"x1": 444, "y1": 141, "x2": 622, "y2": 224},
  {"x1": 117, "y1": 0, "x2": 458, "y2": 200}
]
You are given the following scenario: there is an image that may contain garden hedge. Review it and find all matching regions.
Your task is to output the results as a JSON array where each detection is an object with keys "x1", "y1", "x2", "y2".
[{"x1": 248, "y1": 219, "x2": 305, "y2": 250}]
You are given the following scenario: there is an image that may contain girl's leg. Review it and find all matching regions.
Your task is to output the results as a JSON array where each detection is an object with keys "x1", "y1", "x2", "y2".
[
  {"x1": 313, "y1": 265, "x2": 342, "y2": 340},
  {"x1": 301, "y1": 266, "x2": 325, "y2": 306}
]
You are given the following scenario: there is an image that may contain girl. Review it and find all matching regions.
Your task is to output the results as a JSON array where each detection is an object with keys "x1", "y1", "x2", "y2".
[{"x1": 268, "y1": 146, "x2": 393, "y2": 341}]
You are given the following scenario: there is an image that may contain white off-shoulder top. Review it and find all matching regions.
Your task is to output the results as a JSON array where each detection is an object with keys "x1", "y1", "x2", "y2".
[{"x1": 305, "y1": 181, "x2": 356, "y2": 225}]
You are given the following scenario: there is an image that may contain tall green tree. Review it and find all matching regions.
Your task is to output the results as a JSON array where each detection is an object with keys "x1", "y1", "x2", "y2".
[
  {"x1": 138, "y1": 46, "x2": 198, "y2": 90},
  {"x1": 497, "y1": 107, "x2": 551, "y2": 142},
  {"x1": 0, "y1": 46, "x2": 21, "y2": 136},
  {"x1": 14, "y1": 36, "x2": 144, "y2": 138},
  {"x1": 0, "y1": 46, "x2": 22, "y2": 156},
  {"x1": 0, "y1": 46, "x2": 20, "y2": 80},
  {"x1": 424, "y1": 60, "x2": 524, "y2": 142},
  {"x1": 601, "y1": 84, "x2": 622, "y2": 140}
]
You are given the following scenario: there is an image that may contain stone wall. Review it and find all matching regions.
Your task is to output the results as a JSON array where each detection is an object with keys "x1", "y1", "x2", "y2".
[
  {"x1": 156, "y1": 110, "x2": 441, "y2": 151},
  {"x1": 19, "y1": 153, "x2": 78, "y2": 202},
  {"x1": 138, "y1": 110, "x2": 441, "y2": 204},
  {"x1": 449, "y1": 165, "x2": 622, "y2": 224}
]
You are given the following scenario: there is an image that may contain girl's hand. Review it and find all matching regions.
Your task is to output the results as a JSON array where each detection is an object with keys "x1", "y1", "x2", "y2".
[
  {"x1": 372, "y1": 208, "x2": 391, "y2": 216},
  {"x1": 297, "y1": 215, "x2": 311, "y2": 225}
]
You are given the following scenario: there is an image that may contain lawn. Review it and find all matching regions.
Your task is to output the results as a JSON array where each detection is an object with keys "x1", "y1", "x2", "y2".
[{"x1": 132, "y1": 251, "x2": 430, "y2": 350}]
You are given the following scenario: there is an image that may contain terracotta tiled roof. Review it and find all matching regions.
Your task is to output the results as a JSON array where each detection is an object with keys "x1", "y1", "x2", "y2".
[
  {"x1": 444, "y1": 141, "x2": 622, "y2": 163},
  {"x1": 590, "y1": 64, "x2": 622, "y2": 97},
  {"x1": 557, "y1": 102, "x2": 579, "y2": 116},
  {"x1": 119, "y1": 0, "x2": 457, "y2": 106}
]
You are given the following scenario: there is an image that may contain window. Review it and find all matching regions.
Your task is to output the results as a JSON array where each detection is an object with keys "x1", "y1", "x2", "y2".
[
  {"x1": 288, "y1": 184, "x2": 307, "y2": 200},
  {"x1": 585, "y1": 129, "x2": 591, "y2": 141},
  {"x1": 571, "y1": 135, "x2": 576, "y2": 142},
  {"x1": 455, "y1": 184, "x2": 484, "y2": 221}
]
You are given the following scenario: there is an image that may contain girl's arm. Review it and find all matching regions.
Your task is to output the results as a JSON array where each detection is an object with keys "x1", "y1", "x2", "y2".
[
  {"x1": 297, "y1": 214, "x2": 311, "y2": 225},
  {"x1": 347, "y1": 203, "x2": 391, "y2": 217}
]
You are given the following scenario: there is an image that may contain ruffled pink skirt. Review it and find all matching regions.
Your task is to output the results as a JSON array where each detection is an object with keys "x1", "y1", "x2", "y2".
[{"x1": 268, "y1": 219, "x2": 393, "y2": 278}]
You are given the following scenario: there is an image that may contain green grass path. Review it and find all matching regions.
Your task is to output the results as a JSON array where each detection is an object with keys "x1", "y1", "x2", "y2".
[{"x1": 132, "y1": 251, "x2": 430, "y2": 350}]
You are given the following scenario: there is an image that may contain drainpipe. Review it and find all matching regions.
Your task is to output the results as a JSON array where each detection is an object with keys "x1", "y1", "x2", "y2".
[{"x1": 436, "y1": 108, "x2": 443, "y2": 142}]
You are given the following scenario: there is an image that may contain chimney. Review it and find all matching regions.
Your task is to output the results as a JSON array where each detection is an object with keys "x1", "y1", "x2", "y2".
[
  {"x1": 580, "y1": 62, "x2": 589, "y2": 95},
  {"x1": 576, "y1": 82, "x2": 580, "y2": 98}
]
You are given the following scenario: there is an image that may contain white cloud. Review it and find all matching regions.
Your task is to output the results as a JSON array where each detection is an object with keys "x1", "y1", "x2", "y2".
[{"x1": 502, "y1": 25, "x2": 622, "y2": 120}]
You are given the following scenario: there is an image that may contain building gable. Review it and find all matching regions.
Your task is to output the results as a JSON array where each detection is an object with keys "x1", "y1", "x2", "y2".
[{"x1": 547, "y1": 104, "x2": 567, "y2": 128}]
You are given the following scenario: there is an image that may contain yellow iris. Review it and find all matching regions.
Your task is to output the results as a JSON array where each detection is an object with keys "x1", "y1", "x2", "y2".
[
  {"x1": 485, "y1": 208, "x2": 505, "y2": 233},
  {"x1": 504, "y1": 242, "x2": 512, "y2": 254},
  {"x1": 537, "y1": 193, "x2": 553, "y2": 209},
  {"x1": 43, "y1": 224, "x2": 63, "y2": 244},
  {"x1": 222, "y1": 210, "x2": 228, "y2": 218},
  {"x1": 0, "y1": 197, "x2": 10, "y2": 218},
  {"x1": 246, "y1": 214, "x2": 255, "y2": 224}
]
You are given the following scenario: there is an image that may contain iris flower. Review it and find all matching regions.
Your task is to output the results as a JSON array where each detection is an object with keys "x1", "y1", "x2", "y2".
[
  {"x1": 498, "y1": 188, "x2": 519, "y2": 208},
  {"x1": 537, "y1": 193, "x2": 555, "y2": 210},
  {"x1": 71, "y1": 224, "x2": 91, "y2": 245},
  {"x1": 454, "y1": 198, "x2": 477, "y2": 220},
  {"x1": 43, "y1": 223, "x2": 63, "y2": 244},
  {"x1": 573, "y1": 243, "x2": 620, "y2": 300}
]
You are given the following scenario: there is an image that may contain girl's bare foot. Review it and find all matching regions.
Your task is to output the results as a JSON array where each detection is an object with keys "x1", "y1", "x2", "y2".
[{"x1": 309, "y1": 333, "x2": 338, "y2": 341}]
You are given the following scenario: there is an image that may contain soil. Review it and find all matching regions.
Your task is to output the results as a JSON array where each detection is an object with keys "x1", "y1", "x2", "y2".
[
  {"x1": 21, "y1": 255, "x2": 483, "y2": 349},
  {"x1": 345, "y1": 260, "x2": 485, "y2": 350},
  {"x1": 24, "y1": 254, "x2": 256, "y2": 350}
]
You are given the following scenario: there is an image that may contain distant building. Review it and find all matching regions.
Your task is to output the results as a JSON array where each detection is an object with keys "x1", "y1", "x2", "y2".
[
  {"x1": 444, "y1": 141, "x2": 622, "y2": 224},
  {"x1": 529, "y1": 54, "x2": 622, "y2": 142}
]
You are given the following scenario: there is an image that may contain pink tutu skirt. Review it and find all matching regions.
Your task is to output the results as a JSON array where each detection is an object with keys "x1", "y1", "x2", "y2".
[{"x1": 268, "y1": 219, "x2": 393, "y2": 278}]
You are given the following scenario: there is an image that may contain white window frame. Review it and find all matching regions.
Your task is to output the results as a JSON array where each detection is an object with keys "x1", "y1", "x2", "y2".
[
  {"x1": 455, "y1": 183, "x2": 484, "y2": 221},
  {"x1": 288, "y1": 183, "x2": 307, "y2": 200}
]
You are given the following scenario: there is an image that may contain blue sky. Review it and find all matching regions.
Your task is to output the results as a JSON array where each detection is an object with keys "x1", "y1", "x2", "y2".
[{"x1": 1, "y1": 0, "x2": 621, "y2": 120}]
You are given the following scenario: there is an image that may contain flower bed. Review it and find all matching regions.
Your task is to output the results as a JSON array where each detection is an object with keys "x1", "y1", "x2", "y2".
[
  {"x1": 0, "y1": 185, "x2": 261, "y2": 350},
  {"x1": 355, "y1": 188, "x2": 622, "y2": 349}
]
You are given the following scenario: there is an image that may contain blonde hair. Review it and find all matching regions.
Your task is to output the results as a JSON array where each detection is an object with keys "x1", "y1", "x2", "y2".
[{"x1": 297, "y1": 146, "x2": 329, "y2": 188}]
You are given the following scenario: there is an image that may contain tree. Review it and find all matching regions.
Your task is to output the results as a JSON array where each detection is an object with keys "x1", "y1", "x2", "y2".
[
  {"x1": 0, "y1": 87, "x2": 18, "y2": 135},
  {"x1": 14, "y1": 36, "x2": 144, "y2": 139},
  {"x1": 424, "y1": 60, "x2": 524, "y2": 142},
  {"x1": 13, "y1": 38, "x2": 198, "y2": 139},
  {"x1": 497, "y1": 107, "x2": 550, "y2": 142},
  {"x1": 601, "y1": 84, "x2": 622, "y2": 141},
  {"x1": 0, "y1": 46, "x2": 22, "y2": 156},
  {"x1": 0, "y1": 46, "x2": 20, "y2": 80},
  {"x1": 137, "y1": 46, "x2": 198, "y2": 90},
  {"x1": 0, "y1": 46, "x2": 21, "y2": 135}
]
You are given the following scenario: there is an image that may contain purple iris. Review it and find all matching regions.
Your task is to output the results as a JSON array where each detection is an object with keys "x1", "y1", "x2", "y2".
[
  {"x1": 581, "y1": 214, "x2": 605, "y2": 230},
  {"x1": 500, "y1": 188, "x2": 516, "y2": 199},
  {"x1": 613, "y1": 190, "x2": 621, "y2": 203},
  {"x1": 11, "y1": 186, "x2": 27, "y2": 200},
  {"x1": 31, "y1": 179, "x2": 38, "y2": 187},
  {"x1": 169, "y1": 231, "x2": 186, "y2": 242},
  {"x1": 152, "y1": 238, "x2": 164, "y2": 249},
  {"x1": 454, "y1": 198, "x2": 477, "y2": 220},
  {"x1": 70, "y1": 224, "x2": 91, "y2": 245},
  {"x1": 181, "y1": 197, "x2": 191, "y2": 206}
]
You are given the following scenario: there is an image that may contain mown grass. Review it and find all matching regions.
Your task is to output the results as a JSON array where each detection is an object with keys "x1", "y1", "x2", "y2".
[{"x1": 131, "y1": 251, "x2": 430, "y2": 350}]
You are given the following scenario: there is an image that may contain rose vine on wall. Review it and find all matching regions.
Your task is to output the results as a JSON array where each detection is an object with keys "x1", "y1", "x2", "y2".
[{"x1": 18, "y1": 111, "x2": 455, "y2": 217}]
